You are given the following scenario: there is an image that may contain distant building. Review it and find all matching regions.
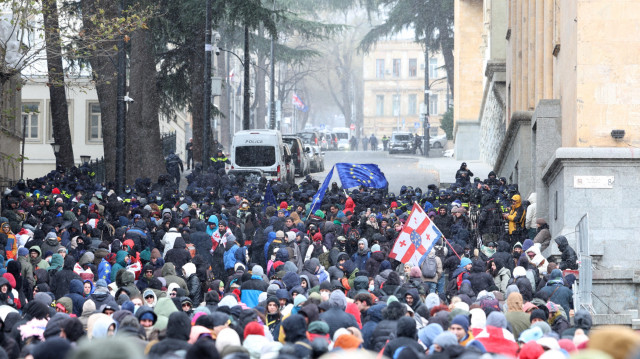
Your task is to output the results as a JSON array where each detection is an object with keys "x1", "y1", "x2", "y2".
[
  {"x1": 362, "y1": 39, "x2": 450, "y2": 138},
  {"x1": 21, "y1": 76, "x2": 190, "y2": 179},
  {"x1": 457, "y1": 0, "x2": 640, "y2": 323}
]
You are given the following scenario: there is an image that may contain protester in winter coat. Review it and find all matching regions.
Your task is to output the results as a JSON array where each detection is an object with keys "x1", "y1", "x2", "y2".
[
  {"x1": 489, "y1": 258, "x2": 511, "y2": 295},
  {"x1": 362, "y1": 302, "x2": 385, "y2": 350},
  {"x1": 165, "y1": 237, "x2": 191, "y2": 272},
  {"x1": 533, "y1": 219, "x2": 552, "y2": 252},
  {"x1": 382, "y1": 316, "x2": 425, "y2": 357},
  {"x1": 468, "y1": 258, "x2": 495, "y2": 294},
  {"x1": 181, "y1": 263, "x2": 201, "y2": 305},
  {"x1": 51, "y1": 255, "x2": 81, "y2": 299},
  {"x1": 555, "y1": 236, "x2": 578, "y2": 270},
  {"x1": 318, "y1": 291, "x2": 358, "y2": 336},
  {"x1": 161, "y1": 262, "x2": 189, "y2": 296},
  {"x1": 504, "y1": 292, "x2": 530, "y2": 339},
  {"x1": 147, "y1": 312, "x2": 192, "y2": 358},
  {"x1": 536, "y1": 269, "x2": 573, "y2": 315},
  {"x1": 370, "y1": 301, "x2": 406, "y2": 352}
]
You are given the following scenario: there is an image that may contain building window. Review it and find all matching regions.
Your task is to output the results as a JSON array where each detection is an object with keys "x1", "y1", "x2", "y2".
[
  {"x1": 408, "y1": 59, "x2": 417, "y2": 77},
  {"x1": 21, "y1": 103, "x2": 40, "y2": 141},
  {"x1": 376, "y1": 95, "x2": 384, "y2": 116},
  {"x1": 429, "y1": 94, "x2": 439, "y2": 115},
  {"x1": 408, "y1": 94, "x2": 417, "y2": 115},
  {"x1": 88, "y1": 102, "x2": 102, "y2": 141},
  {"x1": 376, "y1": 59, "x2": 385, "y2": 78},
  {"x1": 392, "y1": 94, "x2": 400, "y2": 116},
  {"x1": 47, "y1": 101, "x2": 73, "y2": 143},
  {"x1": 392, "y1": 59, "x2": 401, "y2": 77},
  {"x1": 429, "y1": 58, "x2": 438, "y2": 79}
]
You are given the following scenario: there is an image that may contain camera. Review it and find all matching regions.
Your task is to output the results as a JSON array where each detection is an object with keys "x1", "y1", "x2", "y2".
[{"x1": 214, "y1": 46, "x2": 220, "y2": 56}]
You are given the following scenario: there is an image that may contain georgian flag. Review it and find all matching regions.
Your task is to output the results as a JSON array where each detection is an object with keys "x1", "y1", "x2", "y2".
[
  {"x1": 389, "y1": 202, "x2": 443, "y2": 267},
  {"x1": 211, "y1": 230, "x2": 222, "y2": 251}
]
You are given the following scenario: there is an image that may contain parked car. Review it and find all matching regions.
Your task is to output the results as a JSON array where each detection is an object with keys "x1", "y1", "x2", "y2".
[
  {"x1": 429, "y1": 133, "x2": 448, "y2": 149},
  {"x1": 282, "y1": 143, "x2": 296, "y2": 184},
  {"x1": 282, "y1": 135, "x2": 310, "y2": 177},
  {"x1": 304, "y1": 144, "x2": 325, "y2": 172},
  {"x1": 297, "y1": 131, "x2": 320, "y2": 146},
  {"x1": 388, "y1": 132, "x2": 414, "y2": 154}
]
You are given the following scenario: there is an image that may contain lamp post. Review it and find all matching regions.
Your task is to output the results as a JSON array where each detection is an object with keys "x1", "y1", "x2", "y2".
[
  {"x1": 51, "y1": 142, "x2": 60, "y2": 169},
  {"x1": 80, "y1": 155, "x2": 91, "y2": 165}
]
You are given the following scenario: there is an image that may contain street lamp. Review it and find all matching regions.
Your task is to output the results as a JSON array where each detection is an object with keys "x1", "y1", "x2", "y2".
[
  {"x1": 80, "y1": 155, "x2": 91, "y2": 165},
  {"x1": 51, "y1": 142, "x2": 60, "y2": 154}
]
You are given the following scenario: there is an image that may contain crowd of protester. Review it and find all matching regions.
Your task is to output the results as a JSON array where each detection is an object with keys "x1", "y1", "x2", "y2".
[{"x1": 0, "y1": 160, "x2": 630, "y2": 359}]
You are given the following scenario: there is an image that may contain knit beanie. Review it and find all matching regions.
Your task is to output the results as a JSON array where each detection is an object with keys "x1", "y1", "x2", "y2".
[
  {"x1": 529, "y1": 309, "x2": 547, "y2": 323},
  {"x1": 486, "y1": 311, "x2": 508, "y2": 329},
  {"x1": 243, "y1": 322, "x2": 264, "y2": 339},
  {"x1": 409, "y1": 266, "x2": 422, "y2": 279},
  {"x1": 451, "y1": 314, "x2": 469, "y2": 332},
  {"x1": 334, "y1": 334, "x2": 362, "y2": 350},
  {"x1": 433, "y1": 332, "x2": 459, "y2": 349}
]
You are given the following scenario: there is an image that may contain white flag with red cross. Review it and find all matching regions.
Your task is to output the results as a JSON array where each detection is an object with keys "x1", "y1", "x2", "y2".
[{"x1": 389, "y1": 202, "x2": 443, "y2": 267}]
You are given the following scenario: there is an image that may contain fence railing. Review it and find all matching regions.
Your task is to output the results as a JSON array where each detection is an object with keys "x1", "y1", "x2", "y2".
[
  {"x1": 574, "y1": 214, "x2": 594, "y2": 314},
  {"x1": 162, "y1": 132, "x2": 176, "y2": 157},
  {"x1": 86, "y1": 157, "x2": 105, "y2": 184}
]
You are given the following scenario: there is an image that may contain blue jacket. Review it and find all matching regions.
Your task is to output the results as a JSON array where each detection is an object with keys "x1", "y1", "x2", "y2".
[
  {"x1": 240, "y1": 275, "x2": 268, "y2": 308},
  {"x1": 224, "y1": 244, "x2": 239, "y2": 270},
  {"x1": 206, "y1": 215, "x2": 219, "y2": 237},
  {"x1": 66, "y1": 279, "x2": 86, "y2": 316},
  {"x1": 264, "y1": 232, "x2": 277, "y2": 261},
  {"x1": 352, "y1": 251, "x2": 371, "y2": 271}
]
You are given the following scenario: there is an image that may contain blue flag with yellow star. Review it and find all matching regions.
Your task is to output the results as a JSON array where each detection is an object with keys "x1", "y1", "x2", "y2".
[{"x1": 335, "y1": 163, "x2": 388, "y2": 189}]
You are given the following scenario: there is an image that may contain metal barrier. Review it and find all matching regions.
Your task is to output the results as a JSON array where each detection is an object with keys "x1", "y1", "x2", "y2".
[
  {"x1": 574, "y1": 214, "x2": 595, "y2": 314},
  {"x1": 86, "y1": 157, "x2": 106, "y2": 184}
]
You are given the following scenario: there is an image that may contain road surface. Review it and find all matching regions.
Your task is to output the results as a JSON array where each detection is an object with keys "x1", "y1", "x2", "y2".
[{"x1": 307, "y1": 150, "x2": 440, "y2": 194}]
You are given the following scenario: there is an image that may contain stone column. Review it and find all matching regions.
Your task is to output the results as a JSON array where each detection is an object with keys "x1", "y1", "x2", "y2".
[{"x1": 531, "y1": 99, "x2": 561, "y2": 224}]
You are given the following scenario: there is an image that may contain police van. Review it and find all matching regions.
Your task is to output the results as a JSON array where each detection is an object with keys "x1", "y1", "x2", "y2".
[{"x1": 229, "y1": 129, "x2": 295, "y2": 184}]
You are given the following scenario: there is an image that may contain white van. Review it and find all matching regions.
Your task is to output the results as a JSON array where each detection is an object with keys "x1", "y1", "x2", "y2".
[
  {"x1": 333, "y1": 127, "x2": 351, "y2": 150},
  {"x1": 229, "y1": 129, "x2": 295, "y2": 183}
]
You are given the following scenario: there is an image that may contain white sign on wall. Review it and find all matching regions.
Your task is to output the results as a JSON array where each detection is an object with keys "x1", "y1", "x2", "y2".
[{"x1": 573, "y1": 176, "x2": 614, "y2": 189}]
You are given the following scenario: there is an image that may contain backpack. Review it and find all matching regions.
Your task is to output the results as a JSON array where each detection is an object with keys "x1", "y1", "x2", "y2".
[{"x1": 421, "y1": 256, "x2": 437, "y2": 278}]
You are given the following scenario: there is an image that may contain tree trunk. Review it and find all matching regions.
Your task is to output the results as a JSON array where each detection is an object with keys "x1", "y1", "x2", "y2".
[
  {"x1": 254, "y1": 56, "x2": 266, "y2": 130},
  {"x1": 126, "y1": 28, "x2": 165, "y2": 184},
  {"x1": 254, "y1": 26, "x2": 266, "y2": 130},
  {"x1": 42, "y1": 0, "x2": 74, "y2": 169},
  {"x1": 243, "y1": 26, "x2": 251, "y2": 130},
  {"x1": 438, "y1": 25, "x2": 454, "y2": 98},
  {"x1": 81, "y1": 0, "x2": 117, "y2": 182},
  {"x1": 218, "y1": 38, "x2": 230, "y2": 150},
  {"x1": 190, "y1": 30, "x2": 205, "y2": 165}
]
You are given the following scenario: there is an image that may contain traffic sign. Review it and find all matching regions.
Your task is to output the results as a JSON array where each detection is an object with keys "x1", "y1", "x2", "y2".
[{"x1": 350, "y1": 124, "x2": 355, "y2": 130}]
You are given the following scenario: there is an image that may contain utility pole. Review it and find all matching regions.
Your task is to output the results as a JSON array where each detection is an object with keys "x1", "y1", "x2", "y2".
[
  {"x1": 203, "y1": 0, "x2": 212, "y2": 169},
  {"x1": 269, "y1": 0, "x2": 276, "y2": 130},
  {"x1": 423, "y1": 45, "x2": 430, "y2": 157},
  {"x1": 243, "y1": 26, "x2": 251, "y2": 130},
  {"x1": 115, "y1": 0, "x2": 127, "y2": 192}
]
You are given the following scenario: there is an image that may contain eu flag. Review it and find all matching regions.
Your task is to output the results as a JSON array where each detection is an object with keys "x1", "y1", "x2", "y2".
[
  {"x1": 263, "y1": 183, "x2": 276, "y2": 213},
  {"x1": 335, "y1": 163, "x2": 388, "y2": 189},
  {"x1": 308, "y1": 165, "x2": 334, "y2": 216}
]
